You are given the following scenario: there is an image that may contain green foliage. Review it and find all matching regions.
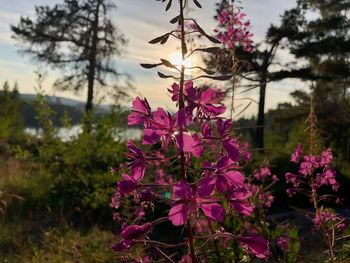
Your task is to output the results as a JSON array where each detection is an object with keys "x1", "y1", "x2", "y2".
[
  {"x1": 0, "y1": 81, "x2": 24, "y2": 140},
  {"x1": 0, "y1": 223, "x2": 116, "y2": 263},
  {"x1": 0, "y1": 90, "x2": 131, "y2": 260}
]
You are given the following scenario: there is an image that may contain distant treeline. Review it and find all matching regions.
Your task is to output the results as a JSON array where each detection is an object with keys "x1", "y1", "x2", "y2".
[
  {"x1": 0, "y1": 83, "x2": 129, "y2": 129},
  {"x1": 21, "y1": 101, "x2": 84, "y2": 127}
]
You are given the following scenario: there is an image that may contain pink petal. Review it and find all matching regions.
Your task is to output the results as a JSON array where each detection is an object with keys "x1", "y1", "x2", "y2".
[
  {"x1": 168, "y1": 203, "x2": 189, "y2": 226},
  {"x1": 222, "y1": 139, "x2": 239, "y2": 161},
  {"x1": 201, "y1": 203, "x2": 225, "y2": 222},
  {"x1": 173, "y1": 181, "x2": 192, "y2": 199},
  {"x1": 198, "y1": 177, "x2": 216, "y2": 198}
]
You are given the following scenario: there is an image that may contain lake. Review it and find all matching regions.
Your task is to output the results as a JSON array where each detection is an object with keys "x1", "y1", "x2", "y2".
[{"x1": 25, "y1": 126, "x2": 142, "y2": 142}]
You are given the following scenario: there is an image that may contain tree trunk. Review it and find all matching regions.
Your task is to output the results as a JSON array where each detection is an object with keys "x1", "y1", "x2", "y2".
[
  {"x1": 256, "y1": 71, "x2": 267, "y2": 151},
  {"x1": 85, "y1": 0, "x2": 101, "y2": 115},
  {"x1": 256, "y1": 51, "x2": 270, "y2": 151},
  {"x1": 84, "y1": 0, "x2": 101, "y2": 131}
]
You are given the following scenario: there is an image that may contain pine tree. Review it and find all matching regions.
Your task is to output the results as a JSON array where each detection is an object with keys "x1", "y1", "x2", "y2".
[
  {"x1": 0, "y1": 82, "x2": 24, "y2": 139},
  {"x1": 286, "y1": 0, "x2": 350, "y2": 161},
  {"x1": 11, "y1": 0, "x2": 127, "y2": 115}
]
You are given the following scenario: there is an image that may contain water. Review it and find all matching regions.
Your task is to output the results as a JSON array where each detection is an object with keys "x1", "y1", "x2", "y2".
[{"x1": 25, "y1": 125, "x2": 142, "y2": 142}]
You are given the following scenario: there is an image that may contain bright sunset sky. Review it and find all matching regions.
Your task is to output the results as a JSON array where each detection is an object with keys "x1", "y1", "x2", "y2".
[{"x1": 0, "y1": 0, "x2": 307, "y2": 116}]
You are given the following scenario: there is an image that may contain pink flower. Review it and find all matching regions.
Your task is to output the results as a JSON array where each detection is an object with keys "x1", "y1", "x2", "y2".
[
  {"x1": 291, "y1": 144, "x2": 303, "y2": 163},
  {"x1": 143, "y1": 107, "x2": 202, "y2": 157},
  {"x1": 195, "y1": 88, "x2": 226, "y2": 117},
  {"x1": 139, "y1": 188, "x2": 153, "y2": 202},
  {"x1": 239, "y1": 235, "x2": 270, "y2": 259},
  {"x1": 285, "y1": 172, "x2": 300, "y2": 187},
  {"x1": 216, "y1": 119, "x2": 239, "y2": 161},
  {"x1": 168, "y1": 181, "x2": 226, "y2": 226},
  {"x1": 168, "y1": 81, "x2": 196, "y2": 103},
  {"x1": 286, "y1": 188, "x2": 297, "y2": 197},
  {"x1": 128, "y1": 97, "x2": 151, "y2": 126},
  {"x1": 126, "y1": 140, "x2": 146, "y2": 181},
  {"x1": 240, "y1": 142, "x2": 252, "y2": 161},
  {"x1": 253, "y1": 167, "x2": 271, "y2": 181},
  {"x1": 179, "y1": 254, "x2": 192, "y2": 263},
  {"x1": 203, "y1": 157, "x2": 246, "y2": 195},
  {"x1": 276, "y1": 235, "x2": 290, "y2": 253},
  {"x1": 122, "y1": 223, "x2": 152, "y2": 240},
  {"x1": 315, "y1": 169, "x2": 339, "y2": 191},
  {"x1": 112, "y1": 223, "x2": 152, "y2": 252},
  {"x1": 215, "y1": 4, "x2": 254, "y2": 52},
  {"x1": 117, "y1": 174, "x2": 140, "y2": 195},
  {"x1": 299, "y1": 155, "x2": 319, "y2": 176},
  {"x1": 258, "y1": 193, "x2": 274, "y2": 208},
  {"x1": 227, "y1": 187, "x2": 253, "y2": 216},
  {"x1": 313, "y1": 210, "x2": 346, "y2": 232},
  {"x1": 320, "y1": 149, "x2": 333, "y2": 167}
]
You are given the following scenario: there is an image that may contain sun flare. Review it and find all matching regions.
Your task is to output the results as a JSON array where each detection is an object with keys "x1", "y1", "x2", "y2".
[{"x1": 169, "y1": 51, "x2": 192, "y2": 68}]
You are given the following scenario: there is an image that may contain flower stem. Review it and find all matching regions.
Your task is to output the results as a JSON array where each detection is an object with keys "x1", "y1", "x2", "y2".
[{"x1": 179, "y1": 0, "x2": 196, "y2": 262}]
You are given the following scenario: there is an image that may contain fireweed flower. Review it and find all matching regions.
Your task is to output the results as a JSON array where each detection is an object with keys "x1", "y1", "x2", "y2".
[
  {"x1": 215, "y1": 4, "x2": 254, "y2": 52},
  {"x1": 276, "y1": 235, "x2": 290, "y2": 253},
  {"x1": 112, "y1": 223, "x2": 152, "y2": 252},
  {"x1": 112, "y1": 1, "x2": 272, "y2": 259},
  {"x1": 143, "y1": 107, "x2": 202, "y2": 157},
  {"x1": 128, "y1": 96, "x2": 152, "y2": 126},
  {"x1": 116, "y1": 174, "x2": 140, "y2": 195},
  {"x1": 193, "y1": 87, "x2": 226, "y2": 117},
  {"x1": 286, "y1": 145, "x2": 340, "y2": 192},
  {"x1": 168, "y1": 81, "x2": 196, "y2": 103},
  {"x1": 201, "y1": 119, "x2": 240, "y2": 161},
  {"x1": 285, "y1": 144, "x2": 346, "y2": 258},
  {"x1": 313, "y1": 210, "x2": 346, "y2": 232},
  {"x1": 253, "y1": 166, "x2": 271, "y2": 181},
  {"x1": 291, "y1": 143, "x2": 303, "y2": 163},
  {"x1": 202, "y1": 156, "x2": 244, "y2": 194},
  {"x1": 168, "y1": 181, "x2": 226, "y2": 226},
  {"x1": 126, "y1": 140, "x2": 147, "y2": 181},
  {"x1": 238, "y1": 235, "x2": 270, "y2": 259}
]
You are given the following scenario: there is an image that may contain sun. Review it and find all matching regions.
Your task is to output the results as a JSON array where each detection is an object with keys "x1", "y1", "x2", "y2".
[{"x1": 169, "y1": 51, "x2": 192, "y2": 68}]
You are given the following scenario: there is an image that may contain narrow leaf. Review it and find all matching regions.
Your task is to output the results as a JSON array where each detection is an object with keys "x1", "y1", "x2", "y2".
[
  {"x1": 170, "y1": 15, "x2": 180, "y2": 24},
  {"x1": 158, "y1": 72, "x2": 175, "y2": 79},
  {"x1": 166, "y1": 0, "x2": 172, "y2": 11},
  {"x1": 193, "y1": 0, "x2": 202, "y2": 8},
  {"x1": 196, "y1": 75, "x2": 232, "y2": 81},
  {"x1": 149, "y1": 33, "x2": 169, "y2": 44},
  {"x1": 160, "y1": 34, "x2": 170, "y2": 44},
  {"x1": 197, "y1": 47, "x2": 221, "y2": 54},
  {"x1": 205, "y1": 35, "x2": 221, "y2": 44},
  {"x1": 140, "y1": 63, "x2": 161, "y2": 69},
  {"x1": 212, "y1": 75, "x2": 233, "y2": 81},
  {"x1": 202, "y1": 68, "x2": 216, "y2": 75},
  {"x1": 160, "y1": 59, "x2": 175, "y2": 68}
]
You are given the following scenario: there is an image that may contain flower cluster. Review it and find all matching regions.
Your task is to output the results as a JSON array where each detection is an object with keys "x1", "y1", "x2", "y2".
[
  {"x1": 215, "y1": 3, "x2": 254, "y2": 52},
  {"x1": 111, "y1": 83, "x2": 270, "y2": 259},
  {"x1": 285, "y1": 145, "x2": 339, "y2": 196},
  {"x1": 313, "y1": 209, "x2": 346, "y2": 232},
  {"x1": 285, "y1": 144, "x2": 347, "y2": 259}
]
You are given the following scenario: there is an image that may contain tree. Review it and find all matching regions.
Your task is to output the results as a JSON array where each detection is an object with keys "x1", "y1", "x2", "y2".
[
  {"x1": 209, "y1": 1, "x2": 303, "y2": 150},
  {"x1": 11, "y1": 0, "x2": 127, "y2": 115},
  {"x1": 283, "y1": 0, "x2": 350, "y2": 161},
  {"x1": 0, "y1": 81, "x2": 24, "y2": 139}
]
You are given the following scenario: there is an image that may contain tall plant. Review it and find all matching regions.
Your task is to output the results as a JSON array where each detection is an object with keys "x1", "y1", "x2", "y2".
[{"x1": 110, "y1": 1, "x2": 272, "y2": 262}]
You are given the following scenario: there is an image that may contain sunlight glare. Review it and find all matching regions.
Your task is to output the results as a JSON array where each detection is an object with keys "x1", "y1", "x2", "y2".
[{"x1": 169, "y1": 51, "x2": 192, "y2": 68}]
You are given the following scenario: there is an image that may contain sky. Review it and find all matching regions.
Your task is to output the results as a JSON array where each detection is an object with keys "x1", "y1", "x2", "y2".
[{"x1": 0, "y1": 0, "x2": 307, "y2": 116}]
